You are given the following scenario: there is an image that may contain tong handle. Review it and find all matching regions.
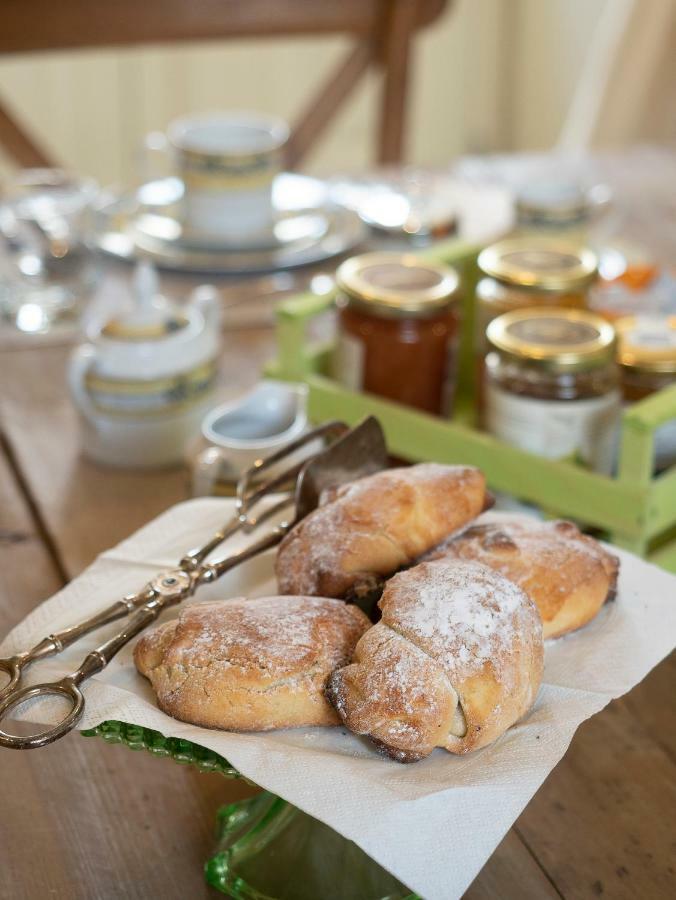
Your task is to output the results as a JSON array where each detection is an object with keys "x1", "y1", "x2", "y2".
[
  {"x1": 0, "y1": 594, "x2": 172, "y2": 750},
  {"x1": 201, "y1": 521, "x2": 292, "y2": 581},
  {"x1": 0, "y1": 589, "x2": 155, "y2": 705}
]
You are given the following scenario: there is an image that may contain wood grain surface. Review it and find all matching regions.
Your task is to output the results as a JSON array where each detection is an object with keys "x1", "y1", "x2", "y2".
[{"x1": 1, "y1": 150, "x2": 674, "y2": 899}]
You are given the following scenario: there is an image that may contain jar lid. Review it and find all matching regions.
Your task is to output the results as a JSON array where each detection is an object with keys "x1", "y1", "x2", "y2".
[
  {"x1": 336, "y1": 252, "x2": 459, "y2": 317},
  {"x1": 478, "y1": 239, "x2": 598, "y2": 291},
  {"x1": 615, "y1": 315, "x2": 676, "y2": 374},
  {"x1": 487, "y1": 308, "x2": 616, "y2": 372}
]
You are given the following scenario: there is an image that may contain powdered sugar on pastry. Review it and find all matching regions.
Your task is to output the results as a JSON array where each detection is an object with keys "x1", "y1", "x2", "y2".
[
  {"x1": 385, "y1": 561, "x2": 526, "y2": 681},
  {"x1": 326, "y1": 559, "x2": 543, "y2": 761},
  {"x1": 134, "y1": 596, "x2": 370, "y2": 732},
  {"x1": 276, "y1": 463, "x2": 488, "y2": 599},
  {"x1": 427, "y1": 517, "x2": 619, "y2": 638}
]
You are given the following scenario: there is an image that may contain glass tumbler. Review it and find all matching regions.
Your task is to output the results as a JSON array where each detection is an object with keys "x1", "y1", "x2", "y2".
[{"x1": 0, "y1": 168, "x2": 99, "y2": 334}]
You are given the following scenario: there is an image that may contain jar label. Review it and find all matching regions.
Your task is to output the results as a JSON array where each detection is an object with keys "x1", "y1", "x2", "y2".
[
  {"x1": 332, "y1": 332, "x2": 365, "y2": 392},
  {"x1": 485, "y1": 384, "x2": 621, "y2": 473},
  {"x1": 624, "y1": 318, "x2": 676, "y2": 350}
]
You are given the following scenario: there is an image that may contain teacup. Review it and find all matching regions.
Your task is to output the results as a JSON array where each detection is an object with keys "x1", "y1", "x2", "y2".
[{"x1": 162, "y1": 112, "x2": 289, "y2": 242}]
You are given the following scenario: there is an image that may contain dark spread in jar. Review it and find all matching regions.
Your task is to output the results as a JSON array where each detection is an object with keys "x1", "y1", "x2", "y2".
[{"x1": 483, "y1": 308, "x2": 619, "y2": 473}]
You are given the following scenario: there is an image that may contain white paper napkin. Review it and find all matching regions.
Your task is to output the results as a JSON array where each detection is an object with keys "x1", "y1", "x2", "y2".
[{"x1": 2, "y1": 499, "x2": 675, "y2": 900}]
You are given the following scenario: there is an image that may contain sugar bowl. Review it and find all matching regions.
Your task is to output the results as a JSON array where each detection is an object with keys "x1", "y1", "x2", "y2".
[{"x1": 69, "y1": 264, "x2": 221, "y2": 467}]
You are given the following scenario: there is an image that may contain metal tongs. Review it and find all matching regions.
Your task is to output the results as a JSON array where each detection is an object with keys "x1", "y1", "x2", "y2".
[{"x1": 0, "y1": 417, "x2": 388, "y2": 750}]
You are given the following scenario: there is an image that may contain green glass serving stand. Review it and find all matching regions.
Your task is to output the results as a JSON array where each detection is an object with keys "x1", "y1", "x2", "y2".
[{"x1": 82, "y1": 721, "x2": 419, "y2": 900}]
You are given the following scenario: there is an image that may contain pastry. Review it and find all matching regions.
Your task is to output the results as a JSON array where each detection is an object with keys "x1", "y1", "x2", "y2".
[
  {"x1": 275, "y1": 463, "x2": 490, "y2": 603},
  {"x1": 326, "y1": 559, "x2": 543, "y2": 762},
  {"x1": 134, "y1": 596, "x2": 370, "y2": 731},
  {"x1": 427, "y1": 517, "x2": 619, "y2": 638}
]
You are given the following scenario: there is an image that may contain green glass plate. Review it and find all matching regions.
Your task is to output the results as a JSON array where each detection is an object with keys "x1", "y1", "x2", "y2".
[{"x1": 82, "y1": 722, "x2": 419, "y2": 900}]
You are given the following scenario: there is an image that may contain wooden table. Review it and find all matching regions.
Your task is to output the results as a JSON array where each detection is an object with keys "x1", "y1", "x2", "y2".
[{"x1": 1, "y1": 150, "x2": 675, "y2": 899}]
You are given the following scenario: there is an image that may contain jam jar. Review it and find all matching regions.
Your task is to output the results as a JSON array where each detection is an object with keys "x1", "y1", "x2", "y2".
[
  {"x1": 475, "y1": 239, "x2": 598, "y2": 357},
  {"x1": 484, "y1": 308, "x2": 620, "y2": 473},
  {"x1": 615, "y1": 315, "x2": 676, "y2": 471},
  {"x1": 333, "y1": 252, "x2": 460, "y2": 415}
]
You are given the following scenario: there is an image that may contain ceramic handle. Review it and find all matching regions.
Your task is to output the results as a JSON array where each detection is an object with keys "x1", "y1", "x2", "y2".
[
  {"x1": 191, "y1": 445, "x2": 229, "y2": 497},
  {"x1": 68, "y1": 344, "x2": 98, "y2": 420}
]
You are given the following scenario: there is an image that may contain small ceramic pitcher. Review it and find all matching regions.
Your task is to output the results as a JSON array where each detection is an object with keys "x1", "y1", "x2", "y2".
[
  {"x1": 69, "y1": 264, "x2": 221, "y2": 467},
  {"x1": 190, "y1": 380, "x2": 310, "y2": 495}
]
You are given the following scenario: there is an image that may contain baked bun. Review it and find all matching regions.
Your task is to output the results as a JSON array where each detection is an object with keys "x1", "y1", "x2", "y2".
[
  {"x1": 134, "y1": 596, "x2": 370, "y2": 731},
  {"x1": 276, "y1": 463, "x2": 489, "y2": 602},
  {"x1": 428, "y1": 517, "x2": 619, "y2": 638},
  {"x1": 326, "y1": 559, "x2": 543, "y2": 762}
]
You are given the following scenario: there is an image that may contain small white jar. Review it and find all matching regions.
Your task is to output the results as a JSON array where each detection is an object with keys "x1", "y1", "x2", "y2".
[{"x1": 69, "y1": 266, "x2": 221, "y2": 467}]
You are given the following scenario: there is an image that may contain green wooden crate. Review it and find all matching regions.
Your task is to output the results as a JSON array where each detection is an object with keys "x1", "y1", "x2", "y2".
[{"x1": 266, "y1": 237, "x2": 676, "y2": 571}]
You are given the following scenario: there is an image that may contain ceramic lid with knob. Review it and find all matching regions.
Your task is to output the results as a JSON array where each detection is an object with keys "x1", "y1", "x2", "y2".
[
  {"x1": 89, "y1": 262, "x2": 221, "y2": 380},
  {"x1": 100, "y1": 262, "x2": 190, "y2": 341}
]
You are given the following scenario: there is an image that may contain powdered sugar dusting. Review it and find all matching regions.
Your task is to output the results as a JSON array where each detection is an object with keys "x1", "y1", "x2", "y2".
[
  {"x1": 143, "y1": 595, "x2": 368, "y2": 689},
  {"x1": 276, "y1": 463, "x2": 484, "y2": 597},
  {"x1": 383, "y1": 559, "x2": 537, "y2": 683},
  {"x1": 428, "y1": 517, "x2": 619, "y2": 623}
]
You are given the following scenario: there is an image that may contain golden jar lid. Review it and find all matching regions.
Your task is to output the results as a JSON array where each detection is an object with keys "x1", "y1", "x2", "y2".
[
  {"x1": 487, "y1": 307, "x2": 616, "y2": 372},
  {"x1": 615, "y1": 316, "x2": 676, "y2": 374},
  {"x1": 336, "y1": 252, "x2": 459, "y2": 318},
  {"x1": 478, "y1": 239, "x2": 598, "y2": 291}
]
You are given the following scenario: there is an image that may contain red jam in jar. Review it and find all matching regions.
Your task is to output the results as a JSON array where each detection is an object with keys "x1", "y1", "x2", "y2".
[{"x1": 333, "y1": 252, "x2": 460, "y2": 415}]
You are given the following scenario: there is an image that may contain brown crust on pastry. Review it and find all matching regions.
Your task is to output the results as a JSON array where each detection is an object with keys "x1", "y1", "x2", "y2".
[
  {"x1": 428, "y1": 518, "x2": 619, "y2": 638},
  {"x1": 134, "y1": 596, "x2": 370, "y2": 732},
  {"x1": 275, "y1": 463, "x2": 488, "y2": 599},
  {"x1": 326, "y1": 559, "x2": 544, "y2": 761}
]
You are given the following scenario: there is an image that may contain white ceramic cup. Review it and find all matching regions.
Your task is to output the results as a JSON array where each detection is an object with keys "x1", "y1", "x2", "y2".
[{"x1": 160, "y1": 112, "x2": 289, "y2": 241}]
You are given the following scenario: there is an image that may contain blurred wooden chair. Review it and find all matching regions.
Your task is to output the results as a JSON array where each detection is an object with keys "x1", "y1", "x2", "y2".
[{"x1": 0, "y1": 0, "x2": 449, "y2": 170}]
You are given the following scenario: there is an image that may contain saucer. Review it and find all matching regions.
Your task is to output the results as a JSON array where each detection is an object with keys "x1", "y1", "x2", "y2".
[
  {"x1": 134, "y1": 209, "x2": 330, "y2": 252},
  {"x1": 90, "y1": 173, "x2": 366, "y2": 275}
]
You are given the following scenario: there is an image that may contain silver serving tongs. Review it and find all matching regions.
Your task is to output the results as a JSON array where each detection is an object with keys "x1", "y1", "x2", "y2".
[{"x1": 0, "y1": 416, "x2": 388, "y2": 750}]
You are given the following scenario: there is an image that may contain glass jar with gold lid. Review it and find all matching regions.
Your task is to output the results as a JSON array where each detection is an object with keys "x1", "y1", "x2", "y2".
[
  {"x1": 333, "y1": 252, "x2": 460, "y2": 415},
  {"x1": 475, "y1": 239, "x2": 598, "y2": 356},
  {"x1": 484, "y1": 307, "x2": 620, "y2": 473},
  {"x1": 615, "y1": 315, "x2": 676, "y2": 470}
]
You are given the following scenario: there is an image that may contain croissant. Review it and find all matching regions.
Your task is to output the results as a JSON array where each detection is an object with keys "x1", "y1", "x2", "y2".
[
  {"x1": 275, "y1": 463, "x2": 490, "y2": 603},
  {"x1": 327, "y1": 559, "x2": 544, "y2": 761},
  {"x1": 427, "y1": 517, "x2": 619, "y2": 638}
]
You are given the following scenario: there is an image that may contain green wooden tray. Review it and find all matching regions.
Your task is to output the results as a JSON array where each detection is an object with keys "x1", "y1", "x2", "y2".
[{"x1": 266, "y1": 236, "x2": 676, "y2": 571}]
